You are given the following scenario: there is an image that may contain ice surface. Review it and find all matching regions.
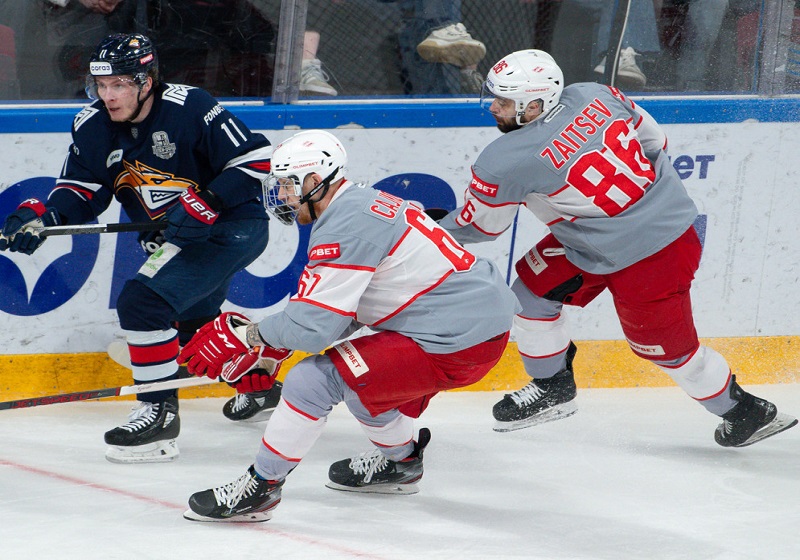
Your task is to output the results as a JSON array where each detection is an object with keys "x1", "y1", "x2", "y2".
[{"x1": 2, "y1": 385, "x2": 799, "y2": 560}]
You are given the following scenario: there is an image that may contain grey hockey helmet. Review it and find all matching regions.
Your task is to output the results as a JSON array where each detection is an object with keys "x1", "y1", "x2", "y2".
[
  {"x1": 482, "y1": 49, "x2": 564, "y2": 125},
  {"x1": 264, "y1": 130, "x2": 348, "y2": 224}
]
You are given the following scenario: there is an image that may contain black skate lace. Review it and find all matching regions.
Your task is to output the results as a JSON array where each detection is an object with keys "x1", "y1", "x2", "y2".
[
  {"x1": 510, "y1": 382, "x2": 545, "y2": 406},
  {"x1": 348, "y1": 450, "x2": 388, "y2": 484},
  {"x1": 119, "y1": 402, "x2": 160, "y2": 433},
  {"x1": 212, "y1": 472, "x2": 258, "y2": 508}
]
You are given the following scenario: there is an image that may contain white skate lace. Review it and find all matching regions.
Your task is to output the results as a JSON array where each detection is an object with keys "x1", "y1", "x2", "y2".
[
  {"x1": 510, "y1": 382, "x2": 546, "y2": 407},
  {"x1": 212, "y1": 471, "x2": 259, "y2": 508},
  {"x1": 348, "y1": 449, "x2": 389, "y2": 484},
  {"x1": 231, "y1": 393, "x2": 252, "y2": 413},
  {"x1": 118, "y1": 401, "x2": 159, "y2": 433}
]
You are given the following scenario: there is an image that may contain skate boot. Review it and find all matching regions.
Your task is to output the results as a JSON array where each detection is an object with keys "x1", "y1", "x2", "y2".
[
  {"x1": 715, "y1": 376, "x2": 797, "y2": 447},
  {"x1": 326, "y1": 428, "x2": 431, "y2": 495},
  {"x1": 493, "y1": 342, "x2": 578, "y2": 432},
  {"x1": 104, "y1": 396, "x2": 180, "y2": 463},
  {"x1": 184, "y1": 465, "x2": 283, "y2": 523},
  {"x1": 222, "y1": 379, "x2": 282, "y2": 422}
]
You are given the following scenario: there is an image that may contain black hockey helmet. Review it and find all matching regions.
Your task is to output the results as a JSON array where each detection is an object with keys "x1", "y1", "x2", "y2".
[{"x1": 88, "y1": 33, "x2": 159, "y2": 89}]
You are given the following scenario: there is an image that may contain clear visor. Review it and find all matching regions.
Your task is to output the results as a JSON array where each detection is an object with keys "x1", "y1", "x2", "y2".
[
  {"x1": 85, "y1": 75, "x2": 139, "y2": 100},
  {"x1": 480, "y1": 84, "x2": 518, "y2": 119},
  {"x1": 262, "y1": 175, "x2": 302, "y2": 225}
]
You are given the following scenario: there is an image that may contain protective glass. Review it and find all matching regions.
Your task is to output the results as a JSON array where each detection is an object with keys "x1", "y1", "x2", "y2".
[{"x1": 262, "y1": 175, "x2": 301, "y2": 225}]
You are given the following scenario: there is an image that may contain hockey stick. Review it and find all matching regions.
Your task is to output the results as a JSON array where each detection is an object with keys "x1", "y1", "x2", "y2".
[
  {"x1": 0, "y1": 375, "x2": 219, "y2": 410},
  {"x1": 39, "y1": 221, "x2": 165, "y2": 237}
]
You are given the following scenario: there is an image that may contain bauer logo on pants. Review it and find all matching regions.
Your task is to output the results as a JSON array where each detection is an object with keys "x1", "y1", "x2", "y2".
[{"x1": 334, "y1": 341, "x2": 370, "y2": 378}]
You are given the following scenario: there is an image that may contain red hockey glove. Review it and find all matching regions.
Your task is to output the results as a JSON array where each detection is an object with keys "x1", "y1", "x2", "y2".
[
  {"x1": 220, "y1": 345, "x2": 293, "y2": 393},
  {"x1": 179, "y1": 311, "x2": 251, "y2": 379}
]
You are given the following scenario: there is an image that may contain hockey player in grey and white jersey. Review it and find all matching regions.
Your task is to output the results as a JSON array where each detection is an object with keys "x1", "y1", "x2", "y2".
[
  {"x1": 177, "y1": 130, "x2": 519, "y2": 522},
  {"x1": 439, "y1": 49, "x2": 796, "y2": 447}
]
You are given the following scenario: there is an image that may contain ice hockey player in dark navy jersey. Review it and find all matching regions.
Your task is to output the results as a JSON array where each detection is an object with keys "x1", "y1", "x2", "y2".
[
  {"x1": 439, "y1": 49, "x2": 796, "y2": 447},
  {"x1": 0, "y1": 33, "x2": 279, "y2": 463}
]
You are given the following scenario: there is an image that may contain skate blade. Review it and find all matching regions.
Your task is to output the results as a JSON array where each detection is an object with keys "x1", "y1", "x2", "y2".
[
  {"x1": 494, "y1": 401, "x2": 578, "y2": 433},
  {"x1": 733, "y1": 412, "x2": 798, "y2": 448},
  {"x1": 229, "y1": 408, "x2": 276, "y2": 423},
  {"x1": 324, "y1": 481, "x2": 420, "y2": 495},
  {"x1": 183, "y1": 509, "x2": 273, "y2": 523},
  {"x1": 105, "y1": 440, "x2": 179, "y2": 464}
]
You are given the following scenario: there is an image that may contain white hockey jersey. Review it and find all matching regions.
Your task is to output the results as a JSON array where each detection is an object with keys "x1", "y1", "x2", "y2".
[
  {"x1": 440, "y1": 82, "x2": 699, "y2": 274},
  {"x1": 258, "y1": 182, "x2": 519, "y2": 354}
]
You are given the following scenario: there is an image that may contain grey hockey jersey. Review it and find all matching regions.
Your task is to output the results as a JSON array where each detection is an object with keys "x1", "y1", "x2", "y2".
[
  {"x1": 258, "y1": 182, "x2": 519, "y2": 354},
  {"x1": 440, "y1": 82, "x2": 699, "y2": 274}
]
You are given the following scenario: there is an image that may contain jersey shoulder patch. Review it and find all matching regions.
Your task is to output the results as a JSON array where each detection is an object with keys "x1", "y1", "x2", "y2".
[{"x1": 161, "y1": 83, "x2": 196, "y2": 106}]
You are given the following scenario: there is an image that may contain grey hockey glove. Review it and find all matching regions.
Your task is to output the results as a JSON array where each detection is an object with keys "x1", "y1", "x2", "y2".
[{"x1": 0, "y1": 198, "x2": 61, "y2": 254}]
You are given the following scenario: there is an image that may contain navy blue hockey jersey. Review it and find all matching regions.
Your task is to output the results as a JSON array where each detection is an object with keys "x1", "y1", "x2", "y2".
[{"x1": 47, "y1": 83, "x2": 272, "y2": 225}]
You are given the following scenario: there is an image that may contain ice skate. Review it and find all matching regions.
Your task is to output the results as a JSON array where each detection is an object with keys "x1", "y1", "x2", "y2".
[
  {"x1": 222, "y1": 380, "x2": 283, "y2": 422},
  {"x1": 493, "y1": 343, "x2": 578, "y2": 432},
  {"x1": 715, "y1": 377, "x2": 797, "y2": 447},
  {"x1": 416, "y1": 23, "x2": 486, "y2": 67},
  {"x1": 184, "y1": 465, "x2": 283, "y2": 523},
  {"x1": 104, "y1": 396, "x2": 180, "y2": 463},
  {"x1": 326, "y1": 428, "x2": 431, "y2": 495}
]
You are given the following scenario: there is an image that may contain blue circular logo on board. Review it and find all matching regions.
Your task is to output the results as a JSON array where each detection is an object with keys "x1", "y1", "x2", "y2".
[
  {"x1": 372, "y1": 173, "x2": 457, "y2": 213},
  {"x1": 0, "y1": 178, "x2": 99, "y2": 316}
]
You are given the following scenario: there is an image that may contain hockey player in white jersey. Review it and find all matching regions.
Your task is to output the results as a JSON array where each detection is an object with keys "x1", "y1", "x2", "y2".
[
  {"x1": 177, "y1": 130, "x2": 519, "y2": 522},
  {"x1": 438, "y1": 49, "x2": 796, "y2": 447}
]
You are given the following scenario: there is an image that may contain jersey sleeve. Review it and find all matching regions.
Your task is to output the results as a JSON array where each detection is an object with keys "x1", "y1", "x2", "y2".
[
  {"x1": 439, "y1": 164, "x2": 520, "y2": 245},
  {"x1": 606, "y1": 85, "x2": 668, "y2": 156},
  {"x1": 258, "y1": 230, "x2": 383, "y2": 353},
  {"x1": 186, "y1": 88, "x2": 272, "y2": 208},
  {"x1": 47, "y1": 104, "x2": 115, "y2": 224}
]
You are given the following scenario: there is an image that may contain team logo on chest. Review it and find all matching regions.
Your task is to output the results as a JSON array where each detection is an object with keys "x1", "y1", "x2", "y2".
[
  {"x1": 115, "y1": 160, "x2": 198, "y2": 219},
  {"x1": 152, "y1": 131, "x2": 176, "y2": 160}
]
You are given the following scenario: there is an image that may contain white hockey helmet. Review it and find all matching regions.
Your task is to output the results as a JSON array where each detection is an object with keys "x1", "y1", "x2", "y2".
[
  {"x1": 482, "y1": 49, "x2": 564, "y2": 125},
  {"x1": 264, "y1": 130, "x2": 348, "y2": 224}
]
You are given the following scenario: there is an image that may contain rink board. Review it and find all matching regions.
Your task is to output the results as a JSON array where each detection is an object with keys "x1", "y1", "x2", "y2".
[{"x1": 1, "y1": 337, "x2": 798, "y2": 402}]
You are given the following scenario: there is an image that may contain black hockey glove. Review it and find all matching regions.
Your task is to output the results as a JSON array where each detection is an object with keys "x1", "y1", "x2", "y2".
[
  {"x1": 138, "y1": 228, "x2": 166, "y2": 255},
  {"x1": 423, "y1": 208, "x2": 449, "y2": 222},
  {"x1": 164, "y1": 188, "x2": 221, "y2": 247},
  {"x1": 0, "y1": 198, "x2": 61, "y2": 254}
]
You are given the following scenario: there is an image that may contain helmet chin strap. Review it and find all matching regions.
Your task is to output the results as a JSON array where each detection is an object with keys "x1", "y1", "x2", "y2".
[
  {"x1": 299, "y1": 167, "x2": 339, "y2": 221},
  {"x1": 125, "y1": 82, "x2": 155, "y2": 123}
]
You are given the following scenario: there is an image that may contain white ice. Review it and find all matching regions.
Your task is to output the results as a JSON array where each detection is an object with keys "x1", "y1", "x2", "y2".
[{"x1": 2, "y1": 385, "x2": 799, "y2": 560}]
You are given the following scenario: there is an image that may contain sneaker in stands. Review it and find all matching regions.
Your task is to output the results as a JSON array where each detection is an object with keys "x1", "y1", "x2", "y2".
[
  {"x1": 593, "y1": 47, "x2": 646, "y2": 88},
  {"x1": 223, "y1": 379, "x2": 282, "y2": 422},
  {"x1": 493, "y1": 342, "x2": 578, "y2": 432},
  {"x1": 714, "y1": 376, "x2": 797, "y2": 447},
  {"x1": 300, "y1": 59, "x2": 337, "y2": 96},
  {"x1": 104, "y1": 396, "x2": 180, "y2": 463},
  {"x1": 417, "y1": 23, "x2": 486, "y2": 68},
  {"x1": 326, "y1": 428, "x2": 431, "y2": 495},
  {"x1": 184, "y1": 465, "x2": 283, "y2": 523}
]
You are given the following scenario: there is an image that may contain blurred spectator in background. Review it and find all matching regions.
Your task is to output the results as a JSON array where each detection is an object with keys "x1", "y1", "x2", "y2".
[
  {"x1": 42, "y1": 0, "x2": 137, "y2": 98},
  {"x1": 552, "y1": 0, "x2": 660, "y2": 90},
  {"x1": 300, "y1": 29, "x2": 338, "y2": 96},
  {"x1": 394, "y1": 0, "x2": 486, "y2": 95},
  {"x1": 149, "y1": 0, "x2": 275, "y2": 98},
  {"x1": 675, "y1": 0, "x2": 759, "y2": 91},
  {"x1": 0, "y1": 1, "x2": 25, "y2": 98}
]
